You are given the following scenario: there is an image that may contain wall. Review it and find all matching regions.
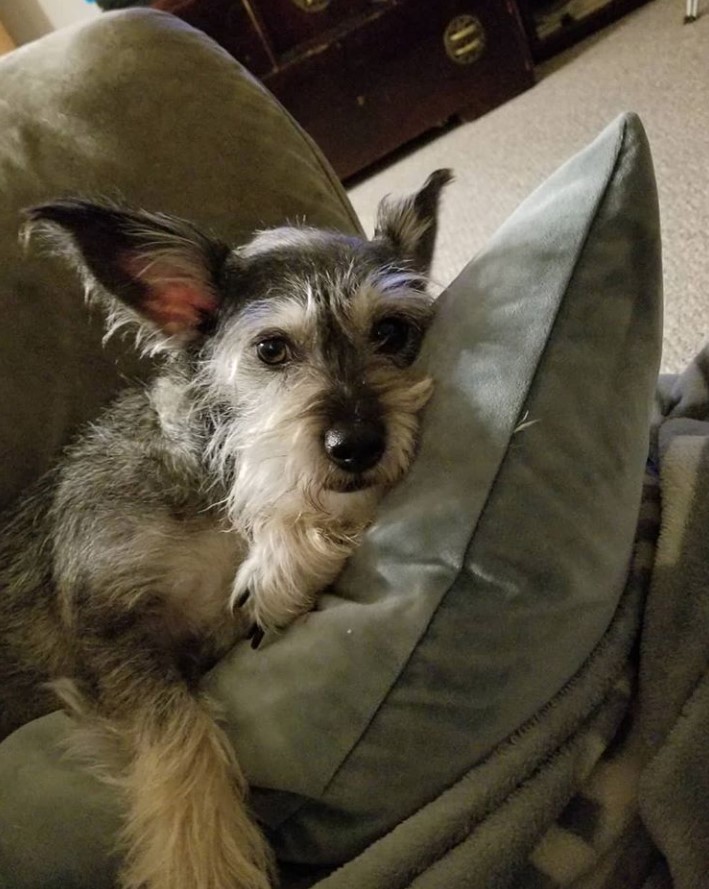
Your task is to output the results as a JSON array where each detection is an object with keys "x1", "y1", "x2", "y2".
[{"x1": 0, "y1": 0, "x2": 99, "y2": 46}]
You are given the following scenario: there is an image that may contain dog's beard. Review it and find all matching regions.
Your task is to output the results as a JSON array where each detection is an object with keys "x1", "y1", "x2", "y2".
[
  {"x1": 206, "y1": 408, "x2": 379, "y2": 534},
  {"x1": 325, "y1": 475, "x2": 372, "y2": 493},
  {"x1": 202, "y1": 372, "x2": 433, "y2": 536}
]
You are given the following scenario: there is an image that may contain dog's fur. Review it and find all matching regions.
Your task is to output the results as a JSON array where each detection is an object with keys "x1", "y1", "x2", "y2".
[{"x1": 0, "y1": 170, "x2": 451, "y2": 889}]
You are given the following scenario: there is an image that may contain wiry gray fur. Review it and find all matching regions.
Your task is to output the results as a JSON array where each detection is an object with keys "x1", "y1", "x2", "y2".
[{"x1": 0, "y1": 170, "x2": 451, "y2": 889}]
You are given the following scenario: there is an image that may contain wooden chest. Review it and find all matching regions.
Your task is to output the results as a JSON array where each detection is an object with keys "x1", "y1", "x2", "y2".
[{"x1": 154, "y1": 0, "x2": 535, "y2": 179}]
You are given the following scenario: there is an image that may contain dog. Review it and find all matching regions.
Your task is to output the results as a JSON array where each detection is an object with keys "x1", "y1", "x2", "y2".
[{"x1": 0, "y1": 169, "x2": 451, "y2": 889}]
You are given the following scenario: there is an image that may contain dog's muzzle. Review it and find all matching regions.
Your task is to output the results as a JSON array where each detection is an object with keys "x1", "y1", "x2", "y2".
[{"x1": 323, "y1": 418, "x2": 386, "y2": 474}]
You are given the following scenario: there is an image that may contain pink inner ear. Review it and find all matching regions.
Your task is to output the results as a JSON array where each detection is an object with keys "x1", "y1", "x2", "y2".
[
  {"x1": 143, "y1": 284, "x2": 218, "y2": 335},
  {"x1": 122, "y1": 255, "x2": 219, "y2": 336}
]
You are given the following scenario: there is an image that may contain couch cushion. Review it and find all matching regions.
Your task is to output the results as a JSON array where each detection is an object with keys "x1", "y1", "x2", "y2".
[
  {"x1": 0, "y1": 8, "x2": 360, "y2": 511},
  {"x1": 206, "y1": 111, "x2": 662, "y2": 863}
]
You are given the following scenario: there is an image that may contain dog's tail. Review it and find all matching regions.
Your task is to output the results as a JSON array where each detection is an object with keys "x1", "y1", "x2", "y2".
[{"x1": 56, "y1": 673, "x2": 273, "y2": 889}]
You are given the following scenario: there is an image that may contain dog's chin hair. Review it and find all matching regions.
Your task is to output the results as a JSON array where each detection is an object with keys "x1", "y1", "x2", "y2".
[
  {"x1": 202, "y1": 373, "x2": 433, "y2": 535},
  {"x1": 206, "y1": 414, "x2": 371, "y2": 535},
  {"x1": 199, "y1": 391, "x2": 314, "y2": 529},
  {"x1": 324, "y1": 477, "x2": 374, "y2": 493}
]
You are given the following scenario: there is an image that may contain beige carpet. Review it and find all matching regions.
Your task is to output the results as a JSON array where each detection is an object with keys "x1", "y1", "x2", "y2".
[{"x1": 348, "y1": 0, "x2": 709, "y2": 373}]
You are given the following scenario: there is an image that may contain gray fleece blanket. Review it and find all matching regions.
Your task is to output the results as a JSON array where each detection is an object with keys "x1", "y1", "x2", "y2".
[{"x1": 304, "y1": 347, "x2": 709, "y2": 889}]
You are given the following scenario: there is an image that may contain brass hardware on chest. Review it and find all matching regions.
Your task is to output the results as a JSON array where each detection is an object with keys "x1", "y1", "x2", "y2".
[
  {"x1": 291, "y1": 0, "x2": 331, "y2": 11},
  {"x1": 444, "y1": 15, "x2": 486, "y2": 65}
]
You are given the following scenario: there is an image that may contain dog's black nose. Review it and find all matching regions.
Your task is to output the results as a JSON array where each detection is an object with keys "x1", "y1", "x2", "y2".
[{"x1": 323, "y1": 420, "x2": 386, "y2": 473}]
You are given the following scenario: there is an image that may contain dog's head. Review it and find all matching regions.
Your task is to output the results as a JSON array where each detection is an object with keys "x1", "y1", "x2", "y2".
[{"x1": 25, "y1": 170, "x2": 451, "y2": 525}]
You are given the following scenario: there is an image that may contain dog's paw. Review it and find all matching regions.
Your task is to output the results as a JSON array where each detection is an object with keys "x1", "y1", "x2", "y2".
[{"x1": 231, "y1": 562, "x2": 313, "y2": 644}]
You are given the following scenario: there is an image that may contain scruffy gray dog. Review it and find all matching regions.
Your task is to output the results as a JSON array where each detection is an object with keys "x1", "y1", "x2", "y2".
[{"x1": 0, "y1": 170, "x2": 451, "y2": 889}]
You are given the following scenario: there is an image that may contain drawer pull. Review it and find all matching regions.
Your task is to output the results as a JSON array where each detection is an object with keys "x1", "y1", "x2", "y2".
[
  {"x1": 291, "y1": 0, "x2": 331, "y2": 11},
  {"x1": 444, "y1": 15, "x2": 486, "y2": 65}
]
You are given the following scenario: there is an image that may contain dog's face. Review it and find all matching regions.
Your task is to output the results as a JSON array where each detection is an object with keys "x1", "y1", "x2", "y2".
[
  {"x1": 204, "y1": 227, "x2": 437, "y2": 508},
  {"x1": 26, "y1": 170, "x2": 451, "y2": 524}
]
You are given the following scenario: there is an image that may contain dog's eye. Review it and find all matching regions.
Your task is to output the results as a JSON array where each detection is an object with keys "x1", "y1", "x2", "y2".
[
  {"x1": 256, "y1": 337, "x2": 291, "y2": 366},
  {"x1": 371, "y1": 317, "x2": 412, "y2": 355}
]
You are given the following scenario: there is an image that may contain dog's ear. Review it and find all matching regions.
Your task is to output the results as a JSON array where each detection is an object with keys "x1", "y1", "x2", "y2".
[
  {"x1": 23, "y1": 200, "x2": 229, "y2": 349},
  {"x1": 374, "y1": 169, "x2": 453, "y2": 275}
]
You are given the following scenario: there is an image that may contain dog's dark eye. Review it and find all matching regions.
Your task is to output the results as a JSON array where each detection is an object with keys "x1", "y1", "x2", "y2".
[
  {"x1": 256, "y1": 337, "x2": 291, "y2": 366},
  {"x1": 371, "y1": 317, "x2": 412, "y2": 355}
]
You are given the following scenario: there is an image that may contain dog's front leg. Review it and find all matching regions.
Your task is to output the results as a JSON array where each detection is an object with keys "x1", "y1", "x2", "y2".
[
  {"x1": 66, "y1": 621, "x2": 273, "y2": 889},
  {"x1": 233, "y1": 514, "x2": 362, "y2": 635}
]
